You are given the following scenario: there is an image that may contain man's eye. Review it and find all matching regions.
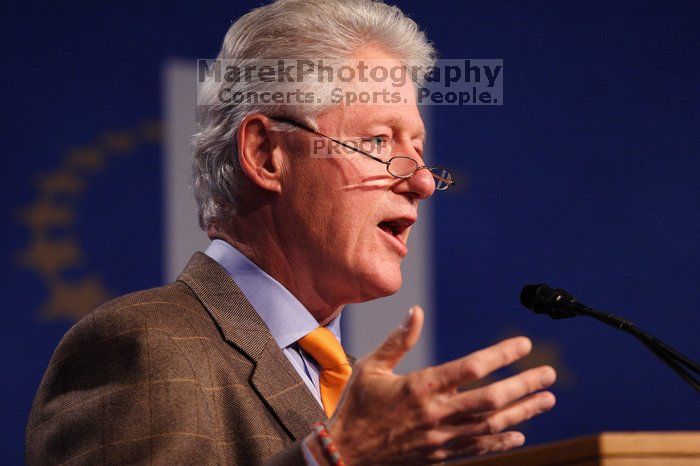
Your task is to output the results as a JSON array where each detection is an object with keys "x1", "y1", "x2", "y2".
[
  {"x1": 362, "y1": 136, "x2": 388, "y2": 145},
  {"x1": 357, "y1": 136, "x2": 390, "y2": 156}
]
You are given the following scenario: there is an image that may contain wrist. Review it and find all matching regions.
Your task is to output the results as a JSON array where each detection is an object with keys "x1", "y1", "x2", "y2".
[
  {"x1": 309, "y1": 421, "x2": 345, "y2": 466},
  {"x1": 304, "y1": 432, "x2": 331, "y2": 466}
]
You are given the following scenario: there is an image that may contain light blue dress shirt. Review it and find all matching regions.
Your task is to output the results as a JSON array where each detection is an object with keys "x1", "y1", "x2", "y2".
[{"x1": 205, "y1": 239, "x2": 342, "y2": 408}]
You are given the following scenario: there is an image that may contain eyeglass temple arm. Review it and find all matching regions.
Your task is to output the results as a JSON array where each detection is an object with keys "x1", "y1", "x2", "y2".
[{"x1": 269, "y1": 116, "x2": 388, "y2": 165}]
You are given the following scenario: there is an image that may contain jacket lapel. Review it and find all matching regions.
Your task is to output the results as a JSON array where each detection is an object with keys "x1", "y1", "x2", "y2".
[{"x1": 177, "y1": 252, "x2": 326, "y2": 440}]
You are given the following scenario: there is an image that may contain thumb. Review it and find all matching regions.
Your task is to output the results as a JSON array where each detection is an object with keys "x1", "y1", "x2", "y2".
[{"x1": 366, "y1": 305, "x2": 424, "y2": 370}]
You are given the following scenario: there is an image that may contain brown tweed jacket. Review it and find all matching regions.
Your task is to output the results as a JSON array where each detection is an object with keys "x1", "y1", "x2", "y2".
[{"x1": 26, "y1": 252, "x2": 331, "y2": 465}]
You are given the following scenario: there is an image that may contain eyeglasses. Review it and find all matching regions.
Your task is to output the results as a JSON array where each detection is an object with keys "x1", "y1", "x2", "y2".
[{"x1": 269, "y1": 116, "x2": 455, "y2": 191}]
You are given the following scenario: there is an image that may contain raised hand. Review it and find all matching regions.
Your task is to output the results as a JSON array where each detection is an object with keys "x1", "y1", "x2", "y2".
[{"x1": 327, "y1": 306, "x2": 556, "y2": 465}]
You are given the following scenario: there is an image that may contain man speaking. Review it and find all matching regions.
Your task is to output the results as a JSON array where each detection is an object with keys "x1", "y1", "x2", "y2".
[{"x1": 26, "y1": 0, "x2": 556, "y2": 464}]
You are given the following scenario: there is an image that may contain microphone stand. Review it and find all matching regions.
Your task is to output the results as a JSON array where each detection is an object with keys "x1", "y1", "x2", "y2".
[{"x1": 575, "y1": 306, "x2": 700, "y2": 393}]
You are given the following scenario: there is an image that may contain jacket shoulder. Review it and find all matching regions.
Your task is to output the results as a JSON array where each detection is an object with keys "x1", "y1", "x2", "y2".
[
  {"x1": 87, "y1": 280, "x2": 212, "y2": 336},
  {"x1": 34, "y1": 280, "x2": 226, "y2": 395}
]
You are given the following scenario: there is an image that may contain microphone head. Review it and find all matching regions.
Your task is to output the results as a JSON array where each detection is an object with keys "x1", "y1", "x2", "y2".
[
  {"x1": 520, "y1": 283, "x2": 580, "y2": 319},
  {"x1": 520, "y1": 284, "x2": 551, "y2": 310}
]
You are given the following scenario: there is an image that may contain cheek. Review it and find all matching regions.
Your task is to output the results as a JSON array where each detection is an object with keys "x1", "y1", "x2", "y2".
[
  {"x1": 310, "y1": 197, "x2": 378, "y2": 269},
  {"x1": 329, "y1": 203, "x2": 370, "y2": 249},
  {"x1": 285, "y1": 159, "x2": 392, "y2": 264}
]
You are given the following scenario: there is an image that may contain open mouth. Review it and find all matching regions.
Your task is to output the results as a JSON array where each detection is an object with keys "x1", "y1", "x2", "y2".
[
  {"x1": 377, "y1": 217, "x2": 415, "y2": 255},
  {"x1": 378, "y1": 220, "x2": 408, "y2": 239}
]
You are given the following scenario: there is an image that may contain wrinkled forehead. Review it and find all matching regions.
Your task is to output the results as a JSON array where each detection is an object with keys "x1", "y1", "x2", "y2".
[
  {"x1": 335, "y1": 56, "x2": 421, "y2": 99},
  {"x1": 317, "y1": 57, "x2": 425, "y2": 138}
]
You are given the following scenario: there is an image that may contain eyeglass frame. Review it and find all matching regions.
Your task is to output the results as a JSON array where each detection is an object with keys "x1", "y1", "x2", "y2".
[{"x1": 268, "y1": 116, "x2": 456, "y2": 190}]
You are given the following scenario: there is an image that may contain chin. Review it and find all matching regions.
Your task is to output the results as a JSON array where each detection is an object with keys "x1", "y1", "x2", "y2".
[{"x1": 353, "y1": 262, "x2": 403, "y2": 303}]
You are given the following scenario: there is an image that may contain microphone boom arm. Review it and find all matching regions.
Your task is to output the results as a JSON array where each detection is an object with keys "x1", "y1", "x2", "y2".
[
  {"x1": 582, "y1": 306, "x2": 700, "y2": 392},
  {"x1": 521, "y1": 284, "x2": 700, "y2": 394}
]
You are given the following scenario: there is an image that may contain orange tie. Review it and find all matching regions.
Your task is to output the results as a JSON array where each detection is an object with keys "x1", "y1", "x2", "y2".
[{"x1": 298, "y1": 327, "x2": 352, "y2": 417}]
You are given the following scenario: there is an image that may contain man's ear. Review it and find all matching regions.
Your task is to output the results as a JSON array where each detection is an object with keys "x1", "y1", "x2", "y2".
[{"x1": 237, "y1": 114, "x2": 284, "y2": 193}]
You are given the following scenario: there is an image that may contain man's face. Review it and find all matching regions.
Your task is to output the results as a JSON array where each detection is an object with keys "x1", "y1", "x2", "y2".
[{"x1": 274, "y1": 54, "x2": 436, "y2": 305}]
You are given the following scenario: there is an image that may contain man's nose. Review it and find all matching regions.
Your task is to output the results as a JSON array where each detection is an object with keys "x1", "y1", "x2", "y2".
[{"x1": 407, "y1": 164, "x2": 437, "y2": 200}]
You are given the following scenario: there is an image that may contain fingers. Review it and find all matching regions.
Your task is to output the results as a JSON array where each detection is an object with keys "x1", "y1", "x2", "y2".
[
  {"x1": 423, "y1": 391, "x2": 554, "y2": 462},
  {"x1": 440, "y1": 390, "x2": 555, "y2": 439},
  {"x1": 422, "y1": 431, "x2": 525, "y2": 463},
  {"x1": 430, "y1": 336, "x2": 533, "y2": 392},
  {"x1": 365, "y1": 306, "x2": 424, "y2": 370},
  {"x1": 478, "y1": 390, "x2": 556, "y2": 435},
  {"x1": 447, "y1": 365, "x2": 557, "y2": 415},
  {"x1": 444, "y1": 431, "x2": 526, "y2": 460}
]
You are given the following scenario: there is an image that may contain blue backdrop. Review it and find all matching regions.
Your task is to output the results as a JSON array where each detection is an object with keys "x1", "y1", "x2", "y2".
[{"x1": 3, "y1": 1, "x2": 698, "y2": 462}]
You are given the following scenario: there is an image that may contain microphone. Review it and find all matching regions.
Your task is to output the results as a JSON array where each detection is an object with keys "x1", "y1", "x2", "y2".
[
  {"x1": 520, "y1": 283, "x2": 700, "y2": 393},
  {"x1": 520, "y1": 284, "x2": 584, "y2": 319},
  {"x1": 520, "y1": 283, "x2": 634, "y2": 329}
]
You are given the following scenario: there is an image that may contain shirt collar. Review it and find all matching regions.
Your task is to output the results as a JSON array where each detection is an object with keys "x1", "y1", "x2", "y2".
[{"x1": 204, "y1": 239, "x2": 341, "y2": 349}]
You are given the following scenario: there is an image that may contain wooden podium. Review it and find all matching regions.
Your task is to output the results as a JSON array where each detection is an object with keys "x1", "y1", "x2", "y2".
[{"x1": 452, "y1": 432, "x2": 700, "y2": 465}]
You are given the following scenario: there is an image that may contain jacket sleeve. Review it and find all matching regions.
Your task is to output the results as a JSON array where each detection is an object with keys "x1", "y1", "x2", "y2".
[{"x1": 25, "y1": 307, "x2": 308, "y2": 465}]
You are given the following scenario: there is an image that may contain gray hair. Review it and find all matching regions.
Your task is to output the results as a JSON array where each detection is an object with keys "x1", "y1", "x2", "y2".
[{"x1": 192, "y1": 0, "x2": 436, "y2": 229}]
